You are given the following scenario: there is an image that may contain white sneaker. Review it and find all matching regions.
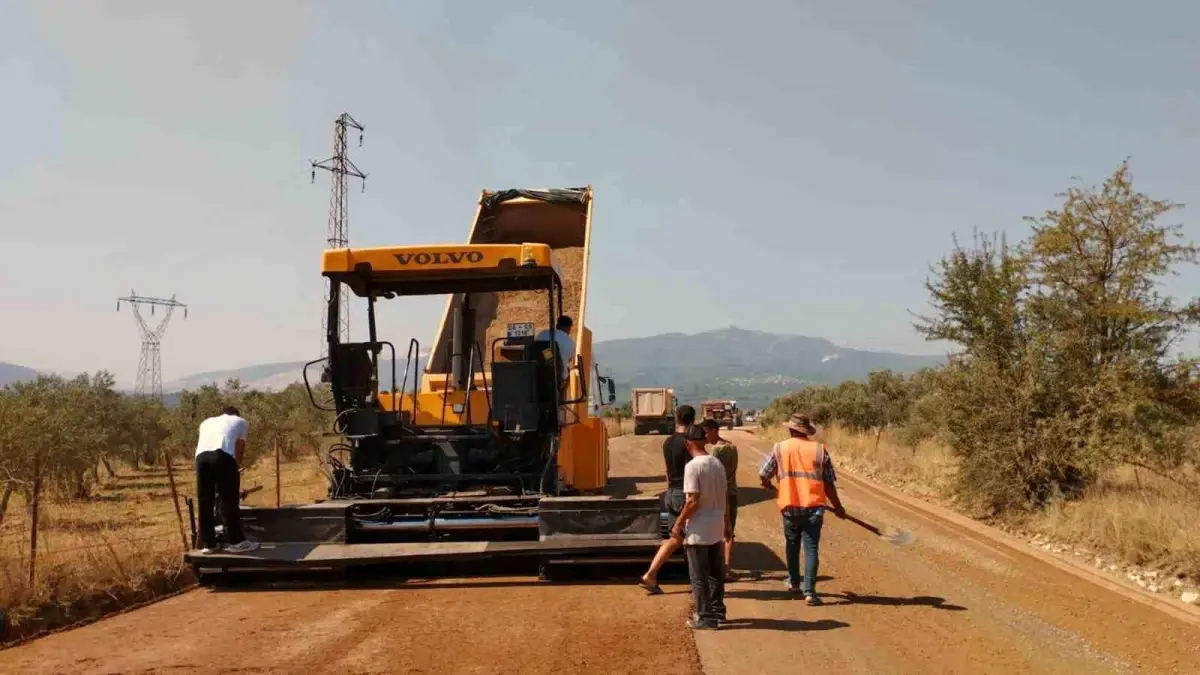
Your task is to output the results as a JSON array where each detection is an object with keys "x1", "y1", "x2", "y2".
[{"x1": 224, "y1": 540, "x2": 260, "y2": 554}]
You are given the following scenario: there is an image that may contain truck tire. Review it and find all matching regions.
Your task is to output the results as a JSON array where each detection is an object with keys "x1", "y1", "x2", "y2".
[{"x1": 634, "y1": 421, "x2": 646, "y2": 436}]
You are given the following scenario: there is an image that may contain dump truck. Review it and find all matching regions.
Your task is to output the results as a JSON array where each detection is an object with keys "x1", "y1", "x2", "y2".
[
  {"x1": 701, "y1": 399, "x2": 742, "y2": 430},
  {"x1": 631, "y1": 387, "x2": 676, "y2": 435},
  {"x1": 184, "y1": 187, "x2": 679, "y2": 581}
]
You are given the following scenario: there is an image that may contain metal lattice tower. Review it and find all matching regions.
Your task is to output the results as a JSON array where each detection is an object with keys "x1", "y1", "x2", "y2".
[
  {"x1": 116, "y1": 291, "x2": 188, "y2": 400},
  {"x1": 311, "y1": 112, "x2": 367, "y2": 356}
]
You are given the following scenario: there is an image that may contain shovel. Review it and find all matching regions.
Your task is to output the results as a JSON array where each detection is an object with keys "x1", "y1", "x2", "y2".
[{"x1": 845, "y1": 514, "x2": 915, "y2": 546}]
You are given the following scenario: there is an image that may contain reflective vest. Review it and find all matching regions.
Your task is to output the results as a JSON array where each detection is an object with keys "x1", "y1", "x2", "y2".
[{"x1": 773, "y1": 438, "x2": 829, "y2": 510}]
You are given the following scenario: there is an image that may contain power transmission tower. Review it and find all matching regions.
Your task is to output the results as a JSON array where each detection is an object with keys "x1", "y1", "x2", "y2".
[
  {"x1": 116, "y1": 291, "x2": 188, "y2": 400},
  {"x1": 311, "y1": 112, "x2": 367, "y2": 357}
]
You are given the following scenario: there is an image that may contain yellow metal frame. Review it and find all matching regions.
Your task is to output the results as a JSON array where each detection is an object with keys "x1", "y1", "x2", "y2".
[
  {"x1": 327, "y1": 186, "x2": 611, "y2": 494},
  {"x1": 322, "y1": 243, "x2": 561, "y2": 295}
]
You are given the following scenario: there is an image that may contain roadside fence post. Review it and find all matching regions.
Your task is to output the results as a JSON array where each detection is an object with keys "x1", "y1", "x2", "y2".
[
  {"x1": 28, "y1": 454, "x2": 41, "y2": 587},
  {"x1": 275, "y1": 438, "x2": 282, "y2": 508},
  {"x1": 163, "y1": 446, "x2": 189, "y2": 552}
]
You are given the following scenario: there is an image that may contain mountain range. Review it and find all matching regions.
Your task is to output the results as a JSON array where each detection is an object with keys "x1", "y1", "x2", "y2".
[
  {"x1": 1, "y1": 327, "x2": 943, "y2": 410},
  {"x1": 592, "y1": 327, "x2": 941, "y2": 409}
]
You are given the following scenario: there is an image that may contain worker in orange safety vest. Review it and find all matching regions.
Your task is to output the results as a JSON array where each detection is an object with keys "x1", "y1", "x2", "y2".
[{"x1": 758, "y1": 412, "x2": 847, "y2": 605}]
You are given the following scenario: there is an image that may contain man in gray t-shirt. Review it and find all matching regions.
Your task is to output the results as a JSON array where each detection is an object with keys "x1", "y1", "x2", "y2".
[{"x1": 669, "y1": 425, "x2": 731, "y2": 629}]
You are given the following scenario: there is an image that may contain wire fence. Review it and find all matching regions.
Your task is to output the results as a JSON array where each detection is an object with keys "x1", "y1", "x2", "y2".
[
  {"x1": 2, "y1": 423, "x2": 635, "y2": 614},
  {"x1": 0, "y1": 439, "x2": 320, "y2": 611}
]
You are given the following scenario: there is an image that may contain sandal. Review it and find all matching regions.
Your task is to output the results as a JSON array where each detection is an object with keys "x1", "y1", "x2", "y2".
[{"x1": 638, "y1": 580, "x2": 664, "y2": 595}]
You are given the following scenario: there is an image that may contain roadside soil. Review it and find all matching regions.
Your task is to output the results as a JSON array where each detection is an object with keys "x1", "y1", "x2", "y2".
[
  {"x1": 691, "y1": 430, "x2": 1200, "y2": 674},
  {"x1": 0, "y1": 439, "x2": 696, "y2": 675},
  {"x1": 2, "y1": 430, "x2": 1198, "y2": 674}
]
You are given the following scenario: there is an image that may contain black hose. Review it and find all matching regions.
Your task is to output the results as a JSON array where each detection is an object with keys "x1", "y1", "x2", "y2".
[{"x1": 539, "y1": 437, "x2": 560, "y2": 495}]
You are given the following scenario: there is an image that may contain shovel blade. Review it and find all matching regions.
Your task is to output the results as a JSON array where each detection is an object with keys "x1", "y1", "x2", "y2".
[{"x1": 882, "y1": 529, "x2": 915, "y2": 546}]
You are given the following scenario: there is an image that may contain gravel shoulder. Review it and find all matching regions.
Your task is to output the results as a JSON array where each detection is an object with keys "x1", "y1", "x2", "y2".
[{"x1": 695, "y1": 430, "x2": 1200, "y2": 674}]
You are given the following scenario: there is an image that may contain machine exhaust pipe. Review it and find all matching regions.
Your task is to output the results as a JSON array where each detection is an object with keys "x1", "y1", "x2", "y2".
[
  {"x1": 356, "y1": 519, "x2": 432, "y2": 533},
  {"x1": 433, "y1": 516, "x2": 539, "y2": 531},
  {"x1": 355, "y1": 515, "x2": 540, "y2": 533}
]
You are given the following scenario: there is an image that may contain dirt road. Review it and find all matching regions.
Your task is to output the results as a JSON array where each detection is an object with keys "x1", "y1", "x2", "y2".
[
  {"x1": 695, "y1": 430, "x2": 1200, "y2": 674},
  {"x1": 3, "y1": 431, "x2": 1199, "y2": 674}
]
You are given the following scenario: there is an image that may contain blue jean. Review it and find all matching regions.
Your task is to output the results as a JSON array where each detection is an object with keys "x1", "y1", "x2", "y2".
[{"x1": 782, "y1": 506, "x2": 823, "y2": 595}]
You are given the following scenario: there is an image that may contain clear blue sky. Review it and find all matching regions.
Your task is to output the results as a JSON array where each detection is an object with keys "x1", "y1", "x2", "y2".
[{"x1": 2, "y1": 0, "x2": 1197, "y2": 386}]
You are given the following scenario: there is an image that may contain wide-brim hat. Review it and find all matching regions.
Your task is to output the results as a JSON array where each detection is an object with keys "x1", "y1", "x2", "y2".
[{"x1": 786, "y1": 413, "x2": 817, "y2": 436}]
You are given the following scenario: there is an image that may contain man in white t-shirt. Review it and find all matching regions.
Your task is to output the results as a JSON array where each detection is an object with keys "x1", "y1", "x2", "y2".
[
  {"x1": 534, "y1": 315, "x2": 576, "y2": 382},
  {"x1": 194, "y1": 406, "x2": 259, "y2": 554},
  {"x1": 669, "y1": 424, "x2": 731, "y2": 629}
]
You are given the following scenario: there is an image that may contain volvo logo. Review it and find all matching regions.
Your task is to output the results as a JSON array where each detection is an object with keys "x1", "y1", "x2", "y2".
[{"x1": 394, "y1": 250, "x2": 486, "y2": 265}]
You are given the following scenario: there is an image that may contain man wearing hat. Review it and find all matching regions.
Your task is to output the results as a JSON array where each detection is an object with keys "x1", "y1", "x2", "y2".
[{"x1": 759, "y1": 412, "x2": 846, "y2": 605}]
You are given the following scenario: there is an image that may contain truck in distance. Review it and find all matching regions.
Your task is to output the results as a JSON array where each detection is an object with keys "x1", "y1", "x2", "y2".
[
  {"x1": 701, "y1": 399, "x2": 742, "y2": 430},
  {"x1": 632, "y1": 387, "x2": 676, "y2": 435}
]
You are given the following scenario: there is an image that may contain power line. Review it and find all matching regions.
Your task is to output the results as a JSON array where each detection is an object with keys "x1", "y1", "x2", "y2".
[
  {"x1": 116, "y1": 291, "x2": 188, "y2": 400},
  {"x1": 311, "y1": 112, "x2": 367, "y2": 357}
]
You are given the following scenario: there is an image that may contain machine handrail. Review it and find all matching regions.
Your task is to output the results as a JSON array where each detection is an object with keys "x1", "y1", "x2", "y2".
[
  {"x1": 470, "y1": 339, "x2": 493, "y2": 429},
  {"x1": 560, "y1": 353, "x2": 589, "y2": 406},
  {"x1": 397, "y1": 338, "x2": 421, "y2": 425},
  {"x1": 463, "y1": 337, "x2": 477, "y2": 427},
  {"x1": 302, "y1": 357, "x2": 336, "y2": 411},
  {"x1": 440, "y1": 338, "x2": 452, "y2": 426},
  {"x1": 376, "y1": 341, "x2": 397, "y2": 395}
]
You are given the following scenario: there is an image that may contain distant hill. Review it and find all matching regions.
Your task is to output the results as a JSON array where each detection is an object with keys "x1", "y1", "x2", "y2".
[
  {"x1": 4, "y1": 327, "x2": 943, "y2": 410},
  {"x1": 162, "y1": 361, "x2": 312, "y2": 393},
  {"x1": 160, "y1": 356, "x2": 431, "y2": 394},
  {"x1": 593, "y1": 327, "x2": 943, "y2": 410},
  {"x1": 0, "y1": 362, "x2": 41, "y2": 387},
  {"x1": 157, "y1": 327, "x2": 942, "y2": 409}
]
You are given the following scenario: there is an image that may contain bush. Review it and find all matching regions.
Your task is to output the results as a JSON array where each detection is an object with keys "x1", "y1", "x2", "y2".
[{"x1": 764, "y1": 161, "x2": 1200, "y2": 516}]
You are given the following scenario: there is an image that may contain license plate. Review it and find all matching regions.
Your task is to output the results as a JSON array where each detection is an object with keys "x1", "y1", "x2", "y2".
[{"x1": 507, "y1": 322, "x2": 535, "y2": 338}]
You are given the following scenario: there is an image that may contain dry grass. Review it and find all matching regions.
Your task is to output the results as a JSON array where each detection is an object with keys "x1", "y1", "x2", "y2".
[
  {"x1": 762, "y1": 425, "x2": 1200, "y2": 580},
  {"x1": 0, "y1": 420, "x2": 632, "y2": 639},
  {"x1": 0, "y1": 450, "x2": 328, "y2": 640},
  {"x1": 1026, "y1": 466, "x2": 1200, "y2": 576},
  {"x1": 760, "y1": 426, "x2": 957, "y2": 501},
  {"x1": 604, "y1": 416, "x2": 634, "y2": 438}
]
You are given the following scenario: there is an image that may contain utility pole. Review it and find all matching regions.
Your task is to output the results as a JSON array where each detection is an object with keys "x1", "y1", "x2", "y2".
[
  {"x1": 116, "y1": 291, "x2": 188, "y2": 400},
  {"x1": 311, "y1": 112, "x2": 367, "y2": 357}
]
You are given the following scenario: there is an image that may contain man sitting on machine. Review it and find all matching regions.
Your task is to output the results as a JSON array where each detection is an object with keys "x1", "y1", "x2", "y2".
[{"x1": 535, "y1": 315, "x2": 576, "y2": 383}]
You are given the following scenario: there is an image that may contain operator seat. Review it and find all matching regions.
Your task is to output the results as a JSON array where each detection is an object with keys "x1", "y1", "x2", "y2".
[{"x1": 491, "y1": 336, "x2": 560, "y2": 432}]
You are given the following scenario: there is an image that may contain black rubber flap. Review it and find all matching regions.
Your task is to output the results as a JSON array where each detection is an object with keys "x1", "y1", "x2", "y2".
[
  {"x1": 239, "y1": 504, "x2": 349, "y2": 544},
  {"x1": 537, "y1": 496, "x2": 661, "y2": 539},
  {"x1": 480, "y1": 188, "x2": 589, "y2": 210}
]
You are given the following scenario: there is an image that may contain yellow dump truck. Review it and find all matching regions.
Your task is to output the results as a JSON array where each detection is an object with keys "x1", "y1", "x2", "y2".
[
  {"x1": 185, "y1": 187, "x2": 679, "y2": 581},
  {"x1": 632, "y1": 387, "x2": 677, "y2": 435}
]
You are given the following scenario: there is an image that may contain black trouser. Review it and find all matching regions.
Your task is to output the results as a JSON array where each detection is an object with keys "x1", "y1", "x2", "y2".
[
  {"x1": 195, "y1": 450, "x2": 244, "y2": 548},
  {"x1": 663, "y1": 486, "x2": 686, "y2": 533},
  {"x1": 685, "y1": 542, "x2": 726, "y2": 623}
]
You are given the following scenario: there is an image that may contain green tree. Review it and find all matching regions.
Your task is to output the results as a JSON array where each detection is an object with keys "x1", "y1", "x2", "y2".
[{"x1": 917, "y1": 161, "x2": 1200, "y2": 513}]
